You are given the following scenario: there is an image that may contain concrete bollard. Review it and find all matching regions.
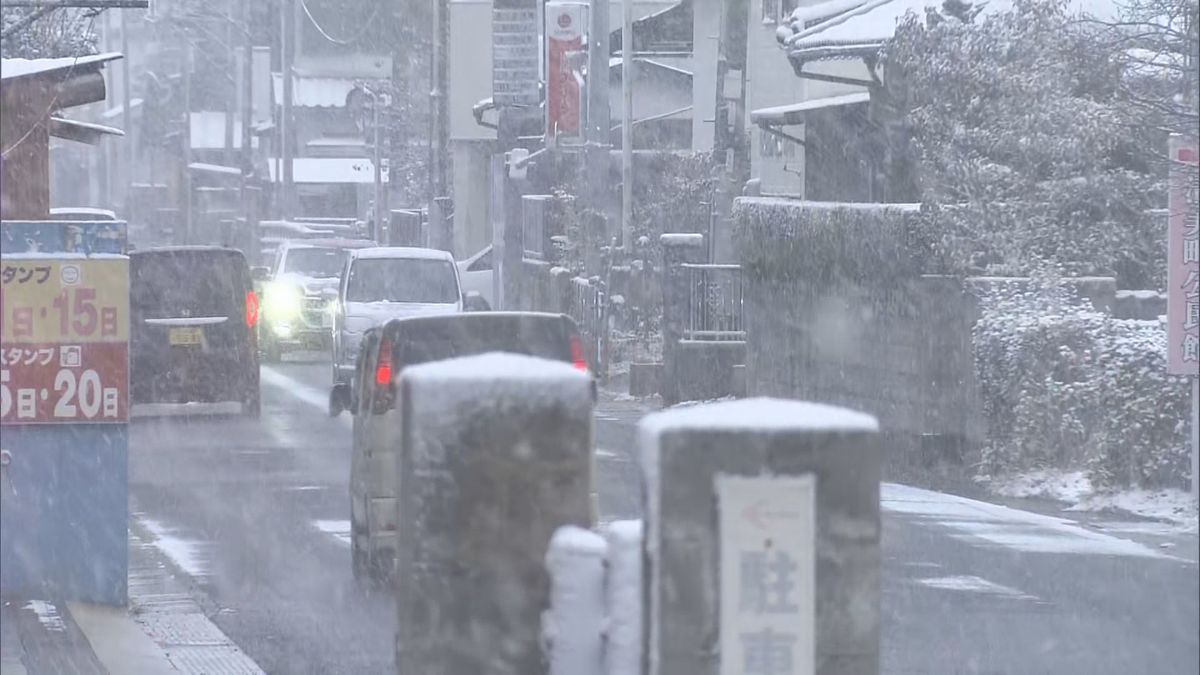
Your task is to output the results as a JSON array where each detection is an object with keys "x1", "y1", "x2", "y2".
[
  {"x1": 394, "y1": 352, "x2": 595, "y2": 675},
  {"x1": 544, "y1": 526, "x2": 608, "y2": 675},
  {"x1": 604, "y1": 520, "x2": 644, "y2": 675},
  {"x1": 639, "y1": 397, "x2": 881, "y2": 675}
]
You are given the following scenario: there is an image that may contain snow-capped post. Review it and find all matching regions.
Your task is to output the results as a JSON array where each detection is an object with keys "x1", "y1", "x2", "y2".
[
  {"x1": 660, "y1": 233, "x2": 706, "y2": 404},
  {"x1": 394, "y1": 353, "x2": 595, "y2": 674},
  {"x1": 604, "y1": 520, "x2": 644, "y2": 675},
  {"x1": 639, "y1": 398, "x2": 882, "y2": 675},
  {"x1": 544, "y1": 525, "x2": 608, "y2": 675}
]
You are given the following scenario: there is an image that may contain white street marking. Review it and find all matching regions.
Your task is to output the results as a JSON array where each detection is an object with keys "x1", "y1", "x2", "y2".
[
  {"x1": 313, "y1": 519, "x2": 352, "y2": 547},
  {"x1": 917, "y1": 575, "x2": 1038, "y2": 600},
  {"x1": 882, "y1": 483, "x2": 1171, "y2": 559}
]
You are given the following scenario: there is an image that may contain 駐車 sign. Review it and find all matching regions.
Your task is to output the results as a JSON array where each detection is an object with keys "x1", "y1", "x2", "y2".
[
  {"x1": 1, "y1": 257, "x2": 129, "y2": 424},
  {"x1": 717, "y1": 474, "x2": 816, "y2": 675}
]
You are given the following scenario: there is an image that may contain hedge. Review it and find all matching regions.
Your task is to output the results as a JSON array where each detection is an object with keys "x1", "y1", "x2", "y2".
[{"x1": 974, "y1": 281, "x2": 1191, "y2": 489}]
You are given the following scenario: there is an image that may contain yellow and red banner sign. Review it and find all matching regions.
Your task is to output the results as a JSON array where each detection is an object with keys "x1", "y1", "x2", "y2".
[{"x1": 1, "y1": 256, "x2": 129, "y2": 424}]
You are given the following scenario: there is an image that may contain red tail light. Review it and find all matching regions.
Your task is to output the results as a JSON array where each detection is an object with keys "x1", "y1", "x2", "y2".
[
  {"x1": 245, "y1": 291, "x2": 259, "y2": 328},
  {"x1": 375, "y1": 338, "x2": 393, "y2": 387},
  {"x1": 569, "y1": 334, "x2": 588, "y2": 372},
  {"x1": 372, "y1": 337, "x2": 396, "y2": 415}
]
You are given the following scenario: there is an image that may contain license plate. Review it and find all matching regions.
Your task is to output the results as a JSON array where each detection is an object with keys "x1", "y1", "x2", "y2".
[{"x1": 169, "y1": 327, "x2": 203, "y2": 346}]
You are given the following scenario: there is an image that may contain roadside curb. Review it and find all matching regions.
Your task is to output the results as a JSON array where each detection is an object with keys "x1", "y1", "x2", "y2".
[{"x1": 68, "y1": 602, "x2": 178, "y2": 675}]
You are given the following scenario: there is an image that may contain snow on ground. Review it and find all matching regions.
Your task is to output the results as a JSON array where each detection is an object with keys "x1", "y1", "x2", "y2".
[
  {"x1": 985, "y1": 469, "x2": 1198, "y2": 534},
  {"x1": 22, "y1": 600, "x2": 66, "y2": 632},
  {"x1": 138, "y1": 517, "x2": 210, "y2": 578}
]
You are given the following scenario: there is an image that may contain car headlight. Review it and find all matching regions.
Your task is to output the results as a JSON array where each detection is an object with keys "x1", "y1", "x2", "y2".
[{"x1": 263, "y1": 282, "x2": 303, "y2": 322}]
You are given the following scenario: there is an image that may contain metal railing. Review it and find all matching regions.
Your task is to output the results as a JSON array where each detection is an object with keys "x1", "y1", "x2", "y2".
[
  {"x1": 569, "y1": 275, "x2": 608, "y2": 376},
  {"x1": 681, "y1": 263, "x2": 745, "y2": 341}
]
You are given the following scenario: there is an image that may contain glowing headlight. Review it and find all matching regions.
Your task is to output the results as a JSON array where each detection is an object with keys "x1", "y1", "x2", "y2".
[{"x1": 263, "y1": 282, "x2": 303, "y2": 322}]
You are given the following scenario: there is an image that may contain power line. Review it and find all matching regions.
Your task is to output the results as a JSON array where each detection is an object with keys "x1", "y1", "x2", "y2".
[
  {"x1": 1, "y1": 1, "x2": 148, "y2": 7},
  {"x1": 297, "y1": 0, "x2": 378, "y2": 46}
]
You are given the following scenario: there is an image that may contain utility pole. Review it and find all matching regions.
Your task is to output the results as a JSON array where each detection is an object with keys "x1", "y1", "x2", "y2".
[
  {"x1": 280, "y1": 0, "x2": 296, "y2": 218},
  {"x1": 240, "y1": 0, "x2": 253, "y2": 212},
  {"x1": 181, "y1": 40, "x2": 193, "y2": 243},
  {"x1": 621, "y1": 0, "x2": 633, "y2": 252},
  {"x1": 585, "y1": 0, "x2": 611, "y2": 272},
  {"x1": 120, "y1": 9, "x2": 133, "y2": 212}
]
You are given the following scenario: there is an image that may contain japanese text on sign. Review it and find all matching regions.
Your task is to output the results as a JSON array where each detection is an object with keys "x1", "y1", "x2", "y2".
[
  {"x1": 1167, "y1": 136, "x2": 1200, "y2": 375},
  {"x1": 1, "y1": 257, "x2": 129, "y2": 425},
  {"x1": 718, "y1": 475, "x2": 816, "y2": 675}
]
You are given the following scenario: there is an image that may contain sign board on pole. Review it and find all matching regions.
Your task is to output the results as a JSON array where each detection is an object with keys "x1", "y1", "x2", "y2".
[
  {"x1": 1167, "y1": 135, "x2": 1199, "y2": 375},
  {"x1": 1, "y1": 257, "x2": 130, "y2": 425},
  {"x1": 546, "y1": 3, "x2": 586, "y2": 141},
  {"x1": 492, "y1": 8, "x2": 540, "y2": 107},
  {"x1": 717, "y1": 474, "x2": 816, "y2": 675}
]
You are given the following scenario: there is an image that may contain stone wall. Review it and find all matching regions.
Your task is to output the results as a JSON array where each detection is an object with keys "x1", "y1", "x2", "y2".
[{"x1": 733, "y1": 199, "x2": 984, "y2": 461}]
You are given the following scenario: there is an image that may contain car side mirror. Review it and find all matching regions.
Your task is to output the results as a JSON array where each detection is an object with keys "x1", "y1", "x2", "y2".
[
  {"x1": 251, "y1": 266, "x2": 271, "y2": 282},
  {"x1": 329, "y1": 383, "x2": 353, "y2": 417},
  {"x1": 463, "y1": 291, "x2": 491, "y2": 312}
]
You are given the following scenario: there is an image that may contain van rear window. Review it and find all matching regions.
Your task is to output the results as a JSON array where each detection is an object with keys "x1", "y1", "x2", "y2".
[
  {"x1": 132, "y1": 251, "x2": 246, "y2": 318},
  {"x1": 393, "y1": 316, "x2": 570, "y2": 368}
]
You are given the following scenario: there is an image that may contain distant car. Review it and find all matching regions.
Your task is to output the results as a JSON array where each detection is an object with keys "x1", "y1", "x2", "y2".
[
  {"x1": 331, "y1": 247, "x2": 470, "y2": 387},
  {"x1": 332, "y1": 311, "x2": 592, "y2": 580},
  {"x1": 458, "y1": 244, "x2": 494, "y2": 309},
  {"x1": 258, "y1": 238, "x2": 375, "y2": 361},
  {"x1": 129, "y1": 246, "x2": 261, "y2": 417}
]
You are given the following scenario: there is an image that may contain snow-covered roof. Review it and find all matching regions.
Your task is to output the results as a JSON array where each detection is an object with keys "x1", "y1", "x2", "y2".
[
  {"x1": 48, "y1": 117, "x2": 124, "y2": 144},
  {"x1": 267, "y1": 157, "x2": 387, "y2": 184},
  {"x1": 403, "y1": 351, "x2": 590, "y2": 384},
  {"x1": 50, "y1": 207, "x2": 117, "y2": 219},
  {"x1": 750, "y1": 91, "x2": 871, "y2": 125},
  {"x1": 271, "y1": 73, "x2": 358, "y2": 107},
  {"x1": 0, "y1": 52, "x2": 122, "y2": 81},
  {"x1": 187, "y1": 162, "x2": 241, "y2": 176},
  {"x1": 781, "y1": 0, "x2": 1122, "y2": 62},
  {"x1": 306, "y1": 136, "x2": 367, "y2": 148},
  {"x1": 351, "y1": 246, "x2": 455, "y2": 262}
]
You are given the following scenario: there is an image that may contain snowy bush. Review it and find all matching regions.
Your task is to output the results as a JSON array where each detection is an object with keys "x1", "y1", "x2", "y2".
[
  {"x1": 881, "y1": 0, "x2": 1167, "y2": 287},
  {"x1": 974, "y1": 278, "x2": 1190, "y2": 489}
]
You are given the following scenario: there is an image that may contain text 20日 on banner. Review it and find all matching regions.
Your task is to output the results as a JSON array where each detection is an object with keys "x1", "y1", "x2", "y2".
[
  {"x1": 1168, "y1": 136, "x2": 1200, "y2": 376},
  {"x1": 0, "y1": 257, "x2": 129, "y2": 424}
]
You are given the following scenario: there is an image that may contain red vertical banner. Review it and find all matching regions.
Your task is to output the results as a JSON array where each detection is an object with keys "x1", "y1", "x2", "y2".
[
  {"x1": 1167, "y1": 136, "x2": 1199, "y2": 376},
  {"x1": 546, "y1": 3, "x2": 585, "y2": 142}
]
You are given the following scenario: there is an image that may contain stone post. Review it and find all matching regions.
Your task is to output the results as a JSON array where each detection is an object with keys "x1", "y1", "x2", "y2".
[
  {"x1": 660, "y1": 233, "x2": 706, "y2": 404},
  {"x1": 395, "y1": 353, "x2": 595, "y2": 674},
  {"x1": 639, "y1": 397, "x2": 881, "y2": 675}
]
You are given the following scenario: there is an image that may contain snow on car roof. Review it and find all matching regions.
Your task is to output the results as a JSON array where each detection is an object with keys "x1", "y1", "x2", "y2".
[
  {"x1": 403, "y1": 351, "x2": 589, "y2": 384},
  {"x1": 351, "y1": 246, "x2": 455, "y2": 262},
  {"x1": 281, "y1": 238, "x2": 374, "y2": 250}
]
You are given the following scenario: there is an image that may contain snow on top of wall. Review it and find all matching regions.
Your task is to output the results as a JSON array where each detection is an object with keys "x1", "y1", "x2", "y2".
[
  {"x1": 1116, "y1": 289, "x2": 1166, "y2": 300},
  {"x1": 640, "y1": 397, "x2": 880, "y2": 437},
  {"x1": 659, "y1": 233, "x2": 705, "y2": 247},
  {"x1": 735, "y1": 197, "x2": 922, "y2": 213},
  {"x1": 547, "y1": 525, "x2": 609, "y2": 557}
]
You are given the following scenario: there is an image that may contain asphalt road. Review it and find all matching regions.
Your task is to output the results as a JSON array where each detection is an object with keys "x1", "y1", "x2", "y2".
[{"x1": 128, "y1": 357, "x2": 1199, "y2": 675}]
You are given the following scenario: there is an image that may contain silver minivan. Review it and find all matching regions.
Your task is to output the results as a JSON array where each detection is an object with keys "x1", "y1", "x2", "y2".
[{"x1": 331, "y1": 247, "x2": 465, "y2": 386}]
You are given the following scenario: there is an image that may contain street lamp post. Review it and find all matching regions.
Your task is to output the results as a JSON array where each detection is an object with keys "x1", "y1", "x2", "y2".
[{"x1": 355, "y1": 84, "x2": 388, "y2": 243}]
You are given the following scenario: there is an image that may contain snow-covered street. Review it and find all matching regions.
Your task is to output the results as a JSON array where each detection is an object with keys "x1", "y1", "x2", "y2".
[{"x1": 120, "y1": 357, "x2": 1199, "y2": 675}]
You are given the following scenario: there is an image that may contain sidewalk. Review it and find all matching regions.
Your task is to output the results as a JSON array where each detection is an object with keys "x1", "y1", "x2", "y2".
[
  {"x1": 1, "y1": 517, "x2": 263, "y2": 675},
  {"x1": 1, "y1": 597, "x2": 168, "y2": 675}
]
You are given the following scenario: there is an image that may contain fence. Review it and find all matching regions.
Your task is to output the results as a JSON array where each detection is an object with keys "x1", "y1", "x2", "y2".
[
  {"x1": 569, "y1": 276, "x2": 608, "y2": 377},
  {"x1": 681, "y1": 263, "x2": 745, "y2": 341}
]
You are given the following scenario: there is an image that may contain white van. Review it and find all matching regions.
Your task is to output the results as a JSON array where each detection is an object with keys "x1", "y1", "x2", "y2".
[{"x1": 332, "y1": 247, "x2": 464, "y2": 386}]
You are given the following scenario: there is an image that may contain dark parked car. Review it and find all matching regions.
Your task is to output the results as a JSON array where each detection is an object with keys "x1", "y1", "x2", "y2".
[
  {"x1": 334, "y1": 311, "x2": 592, "y2": 580},
  {"x1": 130, "y1": 247, "x2": 261, "y2": 417}
]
